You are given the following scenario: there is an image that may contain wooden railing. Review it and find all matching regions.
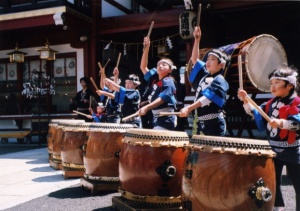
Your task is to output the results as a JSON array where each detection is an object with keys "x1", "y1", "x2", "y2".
[{"x1": 0, "y1": 0, "x2": 91, "y2": 16}]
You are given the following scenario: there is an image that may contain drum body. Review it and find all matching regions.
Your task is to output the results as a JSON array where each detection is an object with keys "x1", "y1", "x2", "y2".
[
  {"x1": 47, "y1": 119, "x2": 84, "y2": 162},
  {"x1": 182, "y1": 135, "x2": 276, "y2": 211},
  {"x1": 51, "y1": 121, "x2": 84, "y2": 167},
  {"x1": 83, "y1": 123, "x2": 134, "y2": 182},
  {"x1": 119, "y1": 128, "x2": 189, "y2": 208},
  {"x1": 61, "y1": 123, "x2": 90, "y2": 173}
]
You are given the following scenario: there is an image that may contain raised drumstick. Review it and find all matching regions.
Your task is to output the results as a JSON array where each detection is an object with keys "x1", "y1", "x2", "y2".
[
  {"x1": 103, "y1": 59, "x2": 110, "y2": 68},
  {"x1": 116, "y1": 53, "x2": 121, "y2": 69},
  {"x1": 143, "y1": 21, "x2": 154, "y2": 51},
  {"x1": 238, "y1": 54, "x2": 243, "y2": 90},
  {"x1": 196, "y1": 4, "x2": 202, "y2": 26},
  {"x1": 90, "y1": 77, "x2": 99, "y2": 90}
]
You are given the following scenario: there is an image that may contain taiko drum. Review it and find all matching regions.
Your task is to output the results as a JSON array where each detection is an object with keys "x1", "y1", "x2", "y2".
[{"x1": 182, "y1": 135, "x2": 276, "y2": 211}]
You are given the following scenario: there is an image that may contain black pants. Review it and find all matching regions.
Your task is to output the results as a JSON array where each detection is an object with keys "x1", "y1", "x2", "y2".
[{"x1": 274, "y1": 159, "x2": 300, "y2": 210}]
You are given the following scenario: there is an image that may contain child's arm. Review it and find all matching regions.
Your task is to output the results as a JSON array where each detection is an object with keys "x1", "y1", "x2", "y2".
[
  {"x1": 99, "y1": 67, "x2": 106, "y2": 90},
  {"x1": 113, "y1": 67, "x2": 119, "y2": 85},
  {"x1": 138, "y1": 97, "x2": 164, "y2": 116},
  {"x1": 96, "y1": 89, "x2": 115, "y2": 99},
  {"x1": 104, "y1": 78, "x2": 120, "y2": 92},
  {"x1": 140, "y1": 37, "x2": 150, "y2": 75}
]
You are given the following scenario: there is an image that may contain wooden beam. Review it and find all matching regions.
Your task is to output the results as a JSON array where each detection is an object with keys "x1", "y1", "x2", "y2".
[
  {"x1": 98, "y1": 8, "x2": 183, "y2": 35},
  {"x1": 104, "y1": 0, "x2": 133, "y2": 14}
]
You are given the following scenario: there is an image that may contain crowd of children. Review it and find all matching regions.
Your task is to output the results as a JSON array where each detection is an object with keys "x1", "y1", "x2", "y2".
[{"x1": 71, "y1": 25, "x2": 299, "y2": 210}]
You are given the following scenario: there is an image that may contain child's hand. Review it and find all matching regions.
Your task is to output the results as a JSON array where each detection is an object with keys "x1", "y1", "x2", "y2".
[
  {"x1": 87, "y1": 115, "x2": 93, "y2": 119},
  {"x1": 193, "y1": 26, "x2": 201, "y2": 40},
  {"x1": 96, "y1": 90, "x2": 103, "y2": 96},
  {"x1": 143, "y1": 37, "x2": 150, "y2": 48},
  {"x1": 113, "y1": 67, "x2": 119, "y2": 76},
  {"x1": 99, "y1": 68, "x2": 105, "y2": 75},
  {"x1": 179, "y1": 107, "x2": 190, "y2": 117},
  {"x1": 237, "y1": 89, "x2": 248, "y2": 102},
  {"x1": 268, "y1": 118, "x2": 283, "y2": 128},
  {"x1": 138, "y1": 106, "x2": 149, "y2": 116}
]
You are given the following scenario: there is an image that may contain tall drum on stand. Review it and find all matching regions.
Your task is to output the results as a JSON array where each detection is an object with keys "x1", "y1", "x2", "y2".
[
  {"x1": 112, "y1": 128, "x2": 189, "y2": 210},
  {"x1": 81, "y1": 123, "x2": 135, "y2": 194},
  {"x1": 182, "y1": 135, "x2": 276, "y2": 211}
]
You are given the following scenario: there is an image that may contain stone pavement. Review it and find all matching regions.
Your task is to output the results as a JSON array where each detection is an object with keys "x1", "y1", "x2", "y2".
[
  {"x1": 0, "y1": 147, "x2": 79, "y2": 210},
  {"x1": 0, "y1": 144, "x2": 296, "y2": 211}
]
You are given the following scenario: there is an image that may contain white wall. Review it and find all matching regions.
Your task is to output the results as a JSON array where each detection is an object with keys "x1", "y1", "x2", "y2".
[{"x1": 0, "y1": 44, "x2": 84, "y2": 91}]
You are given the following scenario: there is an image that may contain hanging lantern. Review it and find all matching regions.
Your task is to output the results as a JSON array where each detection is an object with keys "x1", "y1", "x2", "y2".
[
  {"x1": 36, "y1": 39, "x2": 57, "y2": 60},
  {"x1": 7, "y1": 43, "x2": 27, "y2": 63},
  {"x1": 179, "y1": 10, "x2": 197, "y2": 40}
]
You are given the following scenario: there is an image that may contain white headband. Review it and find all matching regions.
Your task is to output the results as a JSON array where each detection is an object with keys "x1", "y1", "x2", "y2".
[
  {"x1": 208, "y1": 52, "x2": 226, "y2": 64},
  {"x1": 270, "y1": 72, "x2": 298, "y2": 87},
  {"x1": 158, "y1": 59, "x2": 177, "y2": 70}
]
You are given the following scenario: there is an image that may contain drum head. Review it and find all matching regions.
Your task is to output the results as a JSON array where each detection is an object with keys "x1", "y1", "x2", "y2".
[{"x1": 244, "y1": 34, "x2": 287, "y2": 92}]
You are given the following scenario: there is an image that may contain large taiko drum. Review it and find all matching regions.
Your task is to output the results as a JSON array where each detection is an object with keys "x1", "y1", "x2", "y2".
[
  {"x1": 182, "y1": 135, "x2": 276, "y2": 211},
  {"x1": 47, "y1": 119, "x2": 84, "y2": 162},
  {"x1": 198, "y1": 34, "x2": 287, "y2": 93},
  {"x1": 119, "y1": 128, "x2": 189, "y2": 209},
  {"x1": 51, "y1": 121, "x2": 84, "y2": 170},
  {"x1": 60, "y1": 122, "x2": 90, "y2": 178},
  {"x1": 82, "y1": 123, "x2": 135, "y2": 190}
]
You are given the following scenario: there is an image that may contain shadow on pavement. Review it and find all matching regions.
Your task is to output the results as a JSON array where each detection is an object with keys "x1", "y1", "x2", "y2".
[
  {"x1": 48, "y1": 185, "x2": 117, "y2": 199},
  {"x1": 32, "y1": 174, "x2": 71, "y2": 183}
]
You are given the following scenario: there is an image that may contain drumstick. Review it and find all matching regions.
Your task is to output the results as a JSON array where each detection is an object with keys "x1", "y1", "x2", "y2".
[
  {"x1": 97, "y1": 62, "x2": 103, "y2": 70},
  {"x1": 89, "y1": 96, "x2": 92, "y2": 108},
  {"x1": 103, "y1": 59, "x2": 110, "y2": 69},
  {"x1": 238, "y1": 54, "x2": 243, "y2": 90},
  {"x1": 90, "y1": 77, "x2": 99, "y2": 90},
  {"x1": 73, "y1": 110, "x2": 90, "y2": 117},
  {"x1": 196, "y1": 4, "x2": 202, "y2": 26},
  {"x1": 122, "y1": 112, "x2": 139, "y2": 122},
  {"x1": 245, "y1": 95, "x2": 271, "y2": 122},
  {"x1": 159, "y1": 112, "x2": 181, "y2": 117},
  {"x1": 143, "y1": 21, "x2": 154, "y2": 51},
  {"x1": 115, "y1": 53, "x2": 121, "y2": 69}
]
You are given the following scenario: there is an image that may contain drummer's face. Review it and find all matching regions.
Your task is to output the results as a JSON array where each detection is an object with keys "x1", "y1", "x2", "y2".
[
  {"x1": 206, "y1": 55, "x2": 224, "y2": 74},
  {"x1": 157, "y1": 60, "x2": 172, "y2": 78},
  {"x1": 270, "y1": 79, "x2": 292, "y2": 98}
]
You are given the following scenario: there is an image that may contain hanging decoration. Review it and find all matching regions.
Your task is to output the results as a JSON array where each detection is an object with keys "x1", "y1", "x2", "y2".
[
  {"x1": 100, "y1": 33, "x2": 179, "y2": 58},
  {"x1": 104, "y1": 40, "x2": 112, "y2": 50},
  {"x1": 166, "y1": 37, "x2": 173, "y2": 49},
  {"x1": 123, "y1": 44, "x2": 127, "y2": 56},
  {"x1": 21, "y1": 70, "x2": 55, "y2": 99}
]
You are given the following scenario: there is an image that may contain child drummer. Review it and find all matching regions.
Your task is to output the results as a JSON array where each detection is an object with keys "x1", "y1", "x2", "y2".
[
  {"x1": 139, "y1": 36, "x2": 177, "y2": 130},
  {"x1": 179, "y1": 26, "x2": 229, "y2": 136},
  {"x1": 97, "y1": 67, "x2": 121, "y2": 123},
  {"x1": 100, "y1": 68, "x2": 141, "y2": 128},
  {"x1": 87, "y1": 102, "x2": 107, "y2": 123},
  {"x1": 238, "y1": 64, "x2": 300, "y2": 211}
]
